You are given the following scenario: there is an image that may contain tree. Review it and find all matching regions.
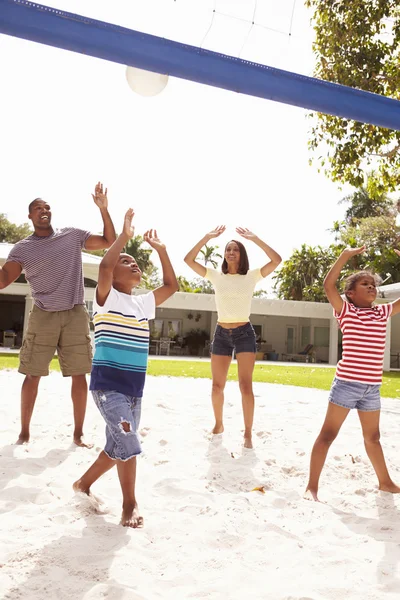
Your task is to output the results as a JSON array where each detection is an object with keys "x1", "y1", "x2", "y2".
[
  {"x1": 273, "y1": 244, "x2": 344, "y2": 302},
  {"x1": 0, "y1": 214, "x2": 31, "y2": 243},
  {"x1": 306, "y1": 0, "x2": 400, "y2": 191},
  {"x1": 124, "y1": 235, "x2": 153, "y2": 273},
  {"x1": 199, "y1": 244, "x2": 222, "y2": 269},
  {"x1": 341, "y1": 215, "x2": 400, "y2": 282},
  {"x1": 339, "y1": 173, "x2": 396, "y2": 225}
]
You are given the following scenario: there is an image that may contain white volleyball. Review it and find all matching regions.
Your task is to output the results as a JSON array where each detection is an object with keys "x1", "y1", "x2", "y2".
[{"x1": 126, "y1": 66, "x2": 168, "y2": 97}]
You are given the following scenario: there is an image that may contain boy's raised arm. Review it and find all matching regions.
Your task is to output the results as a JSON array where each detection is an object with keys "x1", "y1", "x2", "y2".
[
  {"x1": 96, "y1": 209, "x2": 134, "y2": 306},
  {"x1": 145, "y1": 230, "x2": 179, "y2": 307}
]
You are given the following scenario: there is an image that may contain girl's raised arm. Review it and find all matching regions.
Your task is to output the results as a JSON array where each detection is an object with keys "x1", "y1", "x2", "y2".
[{"x1": 324, "y1": 246, "x2": 366, "y2": 313}]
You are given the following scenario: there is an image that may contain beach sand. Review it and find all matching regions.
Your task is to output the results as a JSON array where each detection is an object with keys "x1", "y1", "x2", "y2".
[{"x1": 1, "y1": 370, "x2": 400, "y2": 600}]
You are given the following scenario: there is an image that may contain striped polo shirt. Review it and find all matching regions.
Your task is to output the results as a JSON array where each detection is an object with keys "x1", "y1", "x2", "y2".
[
  {"x1": 7, "y1": 228, "x2": 91, "y2": 311},
  {"x1": 335, "y1": 300, "x2": 393, "y2": 385},
  {"x1": 90, "y1": 287, "x2": 156, "y2": 397}
]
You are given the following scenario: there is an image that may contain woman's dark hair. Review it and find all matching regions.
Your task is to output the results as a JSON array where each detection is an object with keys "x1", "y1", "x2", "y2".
[
  {"x1": 343, "y1": 270, "x2": 381, "y2": 302},
  {"x1": 221, "y1": 240, "x2": 249, "y2": 275}
]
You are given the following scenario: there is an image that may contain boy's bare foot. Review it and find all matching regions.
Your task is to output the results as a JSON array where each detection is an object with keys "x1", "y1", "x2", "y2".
[
  {"x1": 212, "y1": 424, "x2": 224, "y2": 435},
  {"x1": 379, "y1": 482, "x2": 400, "y2": 494},
  {"x1": 15, "y1": 434, "x2": 29, "y2": 445},
  {"x1": 73, "y1": 435, "x2": 93, "y2": 449},
  {"x1": 121, "y1": 504, "x2": 143, "y2": 528},
  {"x1": 304, "y1": 488, "x2": 320, "y2": 502},
  {"x1": 244, "y1": 435, "x2": 253, "y2": 449}
]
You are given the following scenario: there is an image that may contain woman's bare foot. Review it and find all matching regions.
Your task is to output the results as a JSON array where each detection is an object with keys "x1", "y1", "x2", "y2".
[
  {"x1": 15, "y1": 434, "x2": 29, "y2": 445},
  {"x1": 304, "y1": 487, "x2": 320, "y2": 502},
  {"x1": 121, "y1": 503, "x2": 143, "y2": 528},
  {"x1": 212, "y1": 424, "x2": 224, "y2": 435},
  {"x1": 243, "y1": 435, "x2": 253, "y2": 449},
  {"x1": 379, "y1": 481, "x2": 400, "y2": 493}
]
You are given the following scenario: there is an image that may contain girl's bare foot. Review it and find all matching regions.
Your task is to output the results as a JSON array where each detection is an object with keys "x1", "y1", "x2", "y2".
[
  {"x1": 379, "y1": 481, "x2": 400, "y2": 494},
  {"x1": 244, "y1": 435, "x2": 253, "y2": 449},
  {"x1": 212, "y1": 424, "x2": 224, "y2": 435},
  {"x1": 121, "y1": 503, "x2": 143, "y2": 528},
  {"x1": 304, "y1": 487, "x2": 320, "y2": 502}
]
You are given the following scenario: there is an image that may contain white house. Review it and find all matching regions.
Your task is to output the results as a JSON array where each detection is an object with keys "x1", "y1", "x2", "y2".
[{"x1": 1, "y1": 242, "x2": 399, "y2": 370}]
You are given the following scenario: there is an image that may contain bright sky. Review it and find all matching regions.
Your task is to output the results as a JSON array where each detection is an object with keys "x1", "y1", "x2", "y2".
[{"x1": 0, "y1": 0, "x2": 350, "y2": 294}]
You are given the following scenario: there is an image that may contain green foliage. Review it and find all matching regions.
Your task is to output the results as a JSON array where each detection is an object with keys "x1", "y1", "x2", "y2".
[
  {"x1": 273, "y1": 244, "x2": 343, "y2": 302},
  {"x1": 306, "y1": 0, "x2": 400, "y2": 191},
  {"x1": 199, "y1": 244, "x2": 222, "y2": 269},
  {"x1": 339, "y1": 173, "x2": 396, "y2": 224},
  {"x1": 124, "y1": 235, "x2": 153, "y2": 273},
  {"x1": 141, "y1": 265, "x2": 162, "y2": 290},
  {"x1": 341, "y1": 215, "x2": 400, "y2": 282},
  {"x1": 274, "y1": 174, "x2": 400, "y2": 300},
  {"x1": 253, "y1": 289, "x2": 269, "y2": 298},
  {"x1": 0, "y1": 214, "x2": 31, "y2": 243}
]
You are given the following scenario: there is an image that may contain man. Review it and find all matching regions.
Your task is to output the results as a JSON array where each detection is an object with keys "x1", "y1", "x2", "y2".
[{"x1": 0, "y1": 182, "x2": 116, "y2": 446}]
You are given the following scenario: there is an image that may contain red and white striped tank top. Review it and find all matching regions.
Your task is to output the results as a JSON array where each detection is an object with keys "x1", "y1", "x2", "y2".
[{"x1": 335, "y1": 300, "x2": 392, "y2": 385}]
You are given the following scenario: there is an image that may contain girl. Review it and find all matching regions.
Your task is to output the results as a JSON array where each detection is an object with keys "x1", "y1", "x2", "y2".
[
  {"x1": 184, "y1": 226, "x2": 281, "y2": 449},
  {"x1": 305, "y1": 246, "x2": 400, "y2": 501}
]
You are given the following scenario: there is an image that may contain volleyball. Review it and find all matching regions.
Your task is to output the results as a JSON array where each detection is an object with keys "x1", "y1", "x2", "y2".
[{"x1": 126, "y1": 66, "x2": 168, "y2": 97}]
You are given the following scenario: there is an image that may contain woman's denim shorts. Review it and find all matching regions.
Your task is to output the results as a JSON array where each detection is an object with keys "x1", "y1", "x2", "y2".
[
  {"x1": 211, "y1": 322, "x2": 256, "y2": 356},
  {"x1": 92, "y1": 390, "x2": 142, "y2": 461},
  {"x1": 329, "y1": 377, "x2": 381, "y2": 412}
]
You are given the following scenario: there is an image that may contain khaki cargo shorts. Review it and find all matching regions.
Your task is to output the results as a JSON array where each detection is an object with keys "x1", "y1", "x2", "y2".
[{"x1": 19, "y1": 304, "x2": 93, "y2": 377}]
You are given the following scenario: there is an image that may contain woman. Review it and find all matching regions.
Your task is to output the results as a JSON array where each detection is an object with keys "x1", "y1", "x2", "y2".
[{"x1": 184, "y1": 226, "x2": 281, "y2": 448}]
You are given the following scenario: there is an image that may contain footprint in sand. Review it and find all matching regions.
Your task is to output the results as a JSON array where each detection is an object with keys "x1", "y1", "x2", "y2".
[
  {"x1": 154, "y1": 459, "x2": 169, "y2": 466},
  {"x1": 139, "y1": 427, "x2": 151, "y2": 437},
  {"x1": 159, "y1": 439, "x2": 168, "y2": 446},
  {"x1": 281, "y1": 466, "x2": 304, "y2": 477},
  {"x1": 256, "y1": 431, "x2": 271, "y2": 438},
  {"x1": 157, "y1": 402, "x2": 173, "y2": 411}
]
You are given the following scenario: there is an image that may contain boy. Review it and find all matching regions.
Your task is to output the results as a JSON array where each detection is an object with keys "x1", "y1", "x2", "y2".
[{"x1": 73, "y1": 209, "x2": 178, "y2": 527}]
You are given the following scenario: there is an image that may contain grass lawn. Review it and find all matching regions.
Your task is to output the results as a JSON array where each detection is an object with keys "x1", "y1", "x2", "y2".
[{"x1": 1, "y1": 356, "x2": 399, "y2": 398}]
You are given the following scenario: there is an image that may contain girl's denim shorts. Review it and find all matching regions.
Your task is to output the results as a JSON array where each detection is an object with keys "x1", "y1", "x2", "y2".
[
  {"x1": 328, "y1": 377, "x2": 381, "y2": 412},
  {"x1": 211, "y1": 322, "x2": 256, "y2": 356},
  {"x1": 92, "y1": 390, "x2": 142, "y2": 461}
]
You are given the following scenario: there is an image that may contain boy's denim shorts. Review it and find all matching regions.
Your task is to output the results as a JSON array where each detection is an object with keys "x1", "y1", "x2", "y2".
[
  {"x1": 328, "y1": 377, "x2": 381, "y2": 412},
  {"x1": 92, "y1": 390, "x2": 142, "y2": 461},
  {"x1": 211, "y1": 322, "x2": 256, "y2": 356}
]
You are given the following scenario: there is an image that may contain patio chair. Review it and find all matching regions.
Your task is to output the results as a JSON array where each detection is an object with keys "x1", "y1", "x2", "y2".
[{"x1": 281, "y1": 344, "x2": 314, "y2": 362}]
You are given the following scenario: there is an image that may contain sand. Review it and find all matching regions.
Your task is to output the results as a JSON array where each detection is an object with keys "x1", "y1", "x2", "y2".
[{"x1": 1, "y1": 370, "x2": 400, "y2": 600}]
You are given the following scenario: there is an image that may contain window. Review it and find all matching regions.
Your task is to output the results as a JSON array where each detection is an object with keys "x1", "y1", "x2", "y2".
[
  {"x1": 314, "y1": 327, "x2": 329, "y2": 348},
  {"x1": 301, "y1": 326, "x2": 310, "y2": 347}
]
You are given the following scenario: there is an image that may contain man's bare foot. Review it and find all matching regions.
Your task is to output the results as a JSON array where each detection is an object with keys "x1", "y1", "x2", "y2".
[
  {"x1": 243, "y1": 435, "x2": 253, "y2": 449},
  {"x1": 212, "y1": 424, "x2": 224, "y2": 435},
  {"x1": 15, "y1": 433, "x2": 29, "y2": 445},
  {"x1": 379, "y1": 482, "x2": 400, "y2": 494},
  {"x1": 121, "y1": 504, "x2": 143, "y2": 528},
  {"x1": 304, "y1": 487, "x2": 320, "y2": 502},
  {"x1": 73, "y1": 435, "x2": 93, "y2": 449}
]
